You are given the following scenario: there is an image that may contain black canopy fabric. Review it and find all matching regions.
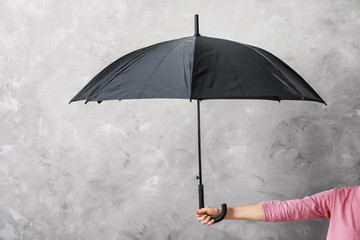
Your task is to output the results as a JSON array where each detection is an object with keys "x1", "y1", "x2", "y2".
[{"x1": 70, "y1": 35, "x2": 325, "y2": 104}]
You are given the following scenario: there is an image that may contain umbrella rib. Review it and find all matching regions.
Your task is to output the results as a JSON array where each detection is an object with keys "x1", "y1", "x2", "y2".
[{"x1": 136, "y1": 39, "x2": 187, "y2": 98}]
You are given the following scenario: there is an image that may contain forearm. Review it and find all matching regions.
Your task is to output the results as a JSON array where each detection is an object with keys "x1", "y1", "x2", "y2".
[{"x1": 222, "y1": 203, "x2": 265, "y2": 221}]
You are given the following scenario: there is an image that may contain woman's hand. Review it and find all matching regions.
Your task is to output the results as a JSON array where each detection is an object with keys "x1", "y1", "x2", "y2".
[
  {"x1": 194, "y1": 207, "x2": 220, "y2": 226},
  {"x1": 194, "y1": 203, "x2": 265, "y2": 225}
]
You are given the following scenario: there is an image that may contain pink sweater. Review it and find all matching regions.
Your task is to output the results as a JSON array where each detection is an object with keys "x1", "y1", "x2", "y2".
[{"x1": 261, "y1": 186, "x2": 360, "y2": 240}]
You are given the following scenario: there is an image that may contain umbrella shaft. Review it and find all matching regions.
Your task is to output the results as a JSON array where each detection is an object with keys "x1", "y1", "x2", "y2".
[
  {"x1": 197, "y1": 100, "x2": 203, "y2": 185},
  {"x1": 197, "y1": 100, "x2": 205, "y2": 209}
]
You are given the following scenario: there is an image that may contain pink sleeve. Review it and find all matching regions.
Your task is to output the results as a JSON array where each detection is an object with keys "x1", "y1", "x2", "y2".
[{"x1": 261, "y1": 189, "x2": 334, "y2": 222}]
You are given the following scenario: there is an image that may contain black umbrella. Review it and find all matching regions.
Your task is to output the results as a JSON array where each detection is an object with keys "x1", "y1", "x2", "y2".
[{"x1": 70, "y1": 15, "x2": 326, "y2": 223}]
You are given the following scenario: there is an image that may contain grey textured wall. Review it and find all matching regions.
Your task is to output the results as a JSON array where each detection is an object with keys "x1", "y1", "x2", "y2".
[{"x1": 1, "y1": 0, "x2": 360, "y2": 239}]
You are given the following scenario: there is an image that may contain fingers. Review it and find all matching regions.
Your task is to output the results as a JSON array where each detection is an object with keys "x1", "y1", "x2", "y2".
[
  {"x1": 199, "y1": 214, "x2": 211, "y2": 224},
  {"x1": 197, "y1": 214, "x2": 207, "y2": 222},
  {"x1": 194, "y1": 207, "x2": 216, "y2": 226},
  {"x1": 196, "y1": 214, "x2": 215, "y2": 226},
  {"x1": 206, "y1": 219, "x2": 215, "y2": 226}
]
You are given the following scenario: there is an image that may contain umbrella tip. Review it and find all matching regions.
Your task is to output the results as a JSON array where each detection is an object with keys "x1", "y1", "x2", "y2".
[{"x1": 194, "y1": 14, "x2": 200, "y2": 36}]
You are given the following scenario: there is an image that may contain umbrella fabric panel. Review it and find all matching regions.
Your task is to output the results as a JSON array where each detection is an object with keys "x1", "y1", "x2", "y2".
[
  {"x1": 191, "y1": 36, "x2": 296, "y2": 99},
  {"x1": 71, "y1": 37, "x2": 195, "y2": 102},
  {"x1": 191, "y1": 37, "x2": 324, "y2": 103}
]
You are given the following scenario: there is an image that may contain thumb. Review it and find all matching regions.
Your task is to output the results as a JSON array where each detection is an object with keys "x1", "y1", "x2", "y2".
[{"x1": 194, "y1": 207, "x2": 208, "y2": 215}]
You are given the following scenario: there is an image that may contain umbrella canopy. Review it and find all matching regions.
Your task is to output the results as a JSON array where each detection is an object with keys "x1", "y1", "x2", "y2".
[
  {"x1": 70, "y1": 25, "x2": 325, "y2": 104},
  {"x1": 70, "y1": 15, "x2": 326, "y2": 223}
]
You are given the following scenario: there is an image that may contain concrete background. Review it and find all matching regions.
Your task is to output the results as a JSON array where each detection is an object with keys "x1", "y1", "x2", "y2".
[{"x1": 1, "y1": 0, "x2": 360, "y2": 239}]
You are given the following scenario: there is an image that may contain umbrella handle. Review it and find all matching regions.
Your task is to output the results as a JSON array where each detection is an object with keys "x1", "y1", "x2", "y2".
[
  {"x1": 198, "y1": 184, "x2": 227, "y2": 223},
  {"x1": 212, "y1": 203, "x2": 227, "y2": 223}
]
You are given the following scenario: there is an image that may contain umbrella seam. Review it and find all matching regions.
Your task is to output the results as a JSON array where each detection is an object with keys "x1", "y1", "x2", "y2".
[
  {"x1": 183, "y1": 36, "x2": 195, "y2": 98},
  {"x1": 190, "y1": 36, "x2": 201, "y2": 100}
]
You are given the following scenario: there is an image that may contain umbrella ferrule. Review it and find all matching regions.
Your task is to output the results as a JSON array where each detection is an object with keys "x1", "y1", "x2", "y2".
[{"x1": 194, "y1": 14, "x2": 201, "y2": 36}]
